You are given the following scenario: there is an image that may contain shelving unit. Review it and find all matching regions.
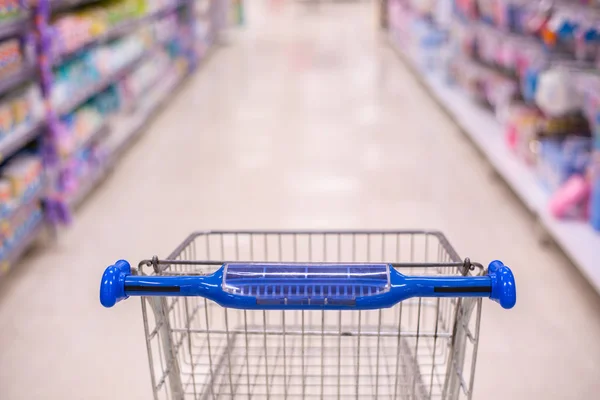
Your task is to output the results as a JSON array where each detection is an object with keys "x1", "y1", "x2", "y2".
[
  {"x1": 47, "y1": 0, "x2": 224, "y2": 212},
  {"x1": 0, "y1": 15, "x2": 29, "y2": 40},
  {"x1": 0, "y1": 213, "x2": 43, "y2": 275},
  {"x1": 57, "y1": 122, "x2": 109, "y2": 172},
  {"x1": 75, "y1": 122, "x2": 109, "y2": 152},
  {"x1": 51, "y1": 0, "x2": 103, "y2": 13},
  {"x1": 0, "y1": 64, "x2": 37, "y2": 96},
  {"x1": 390, "y1": 39, "x2": 600, "y2": 293},
  {"x1": 0, "y1": 119, "x2": 45, "y2": 162},
  {"x1": 65, "y1": 160, "x2": 108, "y2": 208},
  {"x1": 67, "y1": 66, "x2": 188, "y2": 208},
  {"x1": 0, "y1": 0, "x2": 226, "y2": 277},
  {"x1": 0, "y1": 180, "x2": 44, "y2": 221},
  {"x1": 55, "y1": 50, "x2": 148, "y2": 116},
  {"x1": 0, "y1": 4, "x2": 48, "y2": 278},
  {"x1": 107, "y1": 66, "x2": 185, "y2": 160},
  {"x1": 50, "y1": 0, "x2": 189, "y2": 65}
]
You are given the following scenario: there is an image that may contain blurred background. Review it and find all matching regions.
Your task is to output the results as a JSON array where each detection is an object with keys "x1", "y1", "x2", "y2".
[{"x1": 0, "y1": 0, "x2": 598, "y2": 398}]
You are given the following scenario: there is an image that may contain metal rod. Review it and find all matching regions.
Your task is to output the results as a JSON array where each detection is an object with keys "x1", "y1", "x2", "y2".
[
  {"x1": 140, "y1": 258, "x2": 484, "y2": 270},
  {"x1": 263, "y1": 310, "x2": 271, "y2": 400},
  {"x1": 282, "y1": 311, "x2": 288, "y2": 400}
]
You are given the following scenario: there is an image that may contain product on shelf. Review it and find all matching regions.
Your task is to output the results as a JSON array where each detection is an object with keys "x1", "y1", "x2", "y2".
[
  {"x1": 0, "y1": 0, "x2": 21, "y2": 22},
  {"x1": 41, "y1": 0, "x2": 224, "y2": 227},
  {"x1": 0, "y1": 84, "x2": 44, "y2": 139},
  {"x1": 57, "y1": 105, "x2": 105, "y2": 158},
  {"x1": 153, "y1": 13, "x2": 178, "y2": 43},
  {"x1": 388, "y1": 0, "x2": 600, "y2": 233},
  {"x1": 591, "y1": 152, "x2": 600, "y2": 230},
  {"x1": 504, "y1": 103, "x2": 542, "y2": 165},
  {"x1": 118, "y1": 48, "x2": 171, "y2": 106},
  {"x1": 549, "y1": 174, "x2": 590, "y2": 219},
  {"x1": 388, "y1": 0, "x2": 447, "y2": 71},
  {"x1": 2, "y1": 154, "x2": 43, "y2": 200},
  {"x1": 535, "y1": 67, "x2": 582, "y2": 118},
  {"x1": 536, "y1": 137, "x2": 591, "y2": 193},
  {"x1": 49, "y1": 0, "x2": 185, "y2": 61},
  {"x1": 0, "y1": 201, "x2": 42, "y2": 270},
  {"x1": 0, "y1": 154, "x2": 44, "y2": 253},
  {"x1": 0, "y1": 38, "x2": 23, "y2": 78},
  {"x1": 50, "y1": 0, "x2": 142, "y2": 59},
  {"x1": 442, "y1": 0, "x2": 600, "y2": 229},
  {"x1": 58, "y1": 143, "x2": 108, "y2": 198},
  {"x1": 193, "y1": 18, "x2": 212, "y2": 58},
  {"x1": 94, "y1": 84, "x2": 121, "y2": 115},
  {"x1": 51, "y1": 31, "x2": 150, "y2": 111}
]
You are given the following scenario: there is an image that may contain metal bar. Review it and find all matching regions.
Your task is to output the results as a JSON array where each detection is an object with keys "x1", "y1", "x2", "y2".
[
  {"x1": 263, "y1": 310, "x2": 271, "y2": 400},
  {"x1": 301, "y1": 310, "x2": 306, "y2": 399},
  {"x1": 169, "y1": 327, "x2": 451, "y2": 338},
  {"x1": 374, "y1": 309, "x2": 382, "y2": 399},
  {"x1": 355, "y1": 310, "x2": 362, "y2": 400},
  {"x1": 393, "y1": 302, "x2": 404, "y2": 400},
  {"x1": 224, "y1": 309, "x2": 234, "y2": 398},
  {"x1": 141, "y1": 258, "x2": 481, "y2": 270},
  {"x1": 282, "y1": 311, "x2": 289, "y2": 400},
  {"x1": 141, "y1": 299, "x2": 160, "y2": 400},
  {"x1": 320, "y1": 310, "x2": 325, "y2": 400},
  {"x1": 184, "y1": 298, "x2": 198, "y2": 400},
  {"x1": 337, "y1": 310, "x2": 342, "y2": 400},
  {"x1": 467, "y1": 300, "x2": 483, "y2": 399},
  {"x1": 244, "y1": 310, "x2": 252, "y2": 399},
  {"x1": 203, "y1": 299, "x2": 216, "y2": 400}
]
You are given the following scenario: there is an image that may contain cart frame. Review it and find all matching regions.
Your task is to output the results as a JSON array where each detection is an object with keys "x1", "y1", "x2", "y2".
[{"x1": 136, "y1": 230, "x2": 484, "y2": 400}]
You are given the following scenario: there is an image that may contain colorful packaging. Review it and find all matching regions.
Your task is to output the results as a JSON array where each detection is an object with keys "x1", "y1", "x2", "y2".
[
  {"x1": 537, "y1": 137, "x2": 592, "y2": 193},
  {"x1": 0, "y1": 104, "x2": 12, "y2": 136},
  {"x1": 0, "y1": 39, "x2": 22, "y2": 77},
  {"x1": 590, "y1": 151, "x2": 600, "y2": 231},
  {"x1": 549, "y1": 174, "x2": 591, "y2": 219},
  {"x1": 0, "y1": 179, "x2": 11, "y2": 206}
]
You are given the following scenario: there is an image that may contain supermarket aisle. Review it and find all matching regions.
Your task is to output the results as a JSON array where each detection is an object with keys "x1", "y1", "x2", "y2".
[{"x1": 1, "y1": 1, "x2": 600, "y2": 399}]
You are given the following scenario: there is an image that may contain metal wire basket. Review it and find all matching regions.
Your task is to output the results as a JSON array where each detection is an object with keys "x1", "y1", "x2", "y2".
[{"x1": 100, "y1": 230, "x2": 516, "y2": 400}]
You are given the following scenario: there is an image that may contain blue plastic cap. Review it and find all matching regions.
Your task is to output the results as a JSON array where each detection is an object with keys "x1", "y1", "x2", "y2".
[
  {"x1": 488, "y1": 260, "x2": 516, "y2": 309},
  {"x1": 100, "y1": 260, "x2": 131, "y2": 308}
]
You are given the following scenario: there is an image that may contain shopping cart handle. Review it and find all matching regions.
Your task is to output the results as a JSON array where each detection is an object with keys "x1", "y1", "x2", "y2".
[
  {"x1": 100, "y1": 260, "x2": 131, "y2": 308},
  {"x1": 487, "y1": 260, "x2": 517, "y2": 309},
  {"x1": 100, "y1": 260, "x2": 516, "y2": 310}
]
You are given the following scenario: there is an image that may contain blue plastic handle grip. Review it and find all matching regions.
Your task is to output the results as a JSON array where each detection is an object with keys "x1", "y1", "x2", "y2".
[{"x1": 100, "y1": 260, "x2": 516, "y2": 310}]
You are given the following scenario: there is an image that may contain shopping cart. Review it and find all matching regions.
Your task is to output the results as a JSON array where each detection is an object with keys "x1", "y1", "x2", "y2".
[{"x1": 100, "y1": 230, "x2": 516, "y2": 400}]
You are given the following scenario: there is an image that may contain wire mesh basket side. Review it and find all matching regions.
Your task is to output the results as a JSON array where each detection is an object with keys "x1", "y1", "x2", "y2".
[{"x1": 139, "y1": 231, "x2": 483, "y2": 400}]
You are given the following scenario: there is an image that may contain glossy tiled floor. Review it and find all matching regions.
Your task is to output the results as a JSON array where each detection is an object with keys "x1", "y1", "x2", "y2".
[{"x1": 1, "y1": 1, "x2": 600, "y2": 399}]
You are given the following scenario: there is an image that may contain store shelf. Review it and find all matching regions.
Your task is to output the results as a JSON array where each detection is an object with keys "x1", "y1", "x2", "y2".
[
  {"x1": 0, "y1": 119, "x2": 45, "y2": 162},
  {"x1": 66, "y1": 66, "x2": 187, "y2": 209},
  {"x1": 55, "y1": 51, "x2": 148, "y2": 116},
  {"x1": 71, "y1": 121, "x2": 109, "y2": 154},
  {"x1": 108, "y1": 69, "x2": 184, "y2": 160},
  {"x1": 79, "y1": 120, "x2": 109, "y2": 149},
  {"x1": 51, "y1": 0, "x2": 103, "y2": 12},
  {"x1": 0, "y1": 15, "x2": 29, "y2": 40},
  {"x1": 66, "y1": 161, "x2": 110, "y2": 209},
  {"x1": 390, "y1": 39, "x2": 600, "y2": 293},
  {"x1": 0, "y1": 183, "x2": 45, "y2": 277},
  {"x1": 0, "y1": 180, "x2": 45, "y2": 221},
  {"x1": 57, "y1": 121, "x2": 109, "y2": 170},
  {"x1": 52, "y1": 1, "x2": 188, "y2": 66},
  {"x1": 0, "y1": 214, "x2": 43, "y2": 277},
  {"x1": 0, "y1": 64, "x2": 36, "y2": 97}
]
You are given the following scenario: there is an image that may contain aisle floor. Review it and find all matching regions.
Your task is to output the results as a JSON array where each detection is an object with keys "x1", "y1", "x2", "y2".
[{"x1": 1, "y1": 1, "x2": 600, "y2": 399}]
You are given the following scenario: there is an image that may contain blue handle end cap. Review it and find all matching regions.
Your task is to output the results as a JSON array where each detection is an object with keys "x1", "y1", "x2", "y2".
[
  {"x1": 488, "y1": 260, "x2": 516, "y2": 309},
  {"x1": 100, "y1": 260, "x2": 131, "y2": 308}
]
